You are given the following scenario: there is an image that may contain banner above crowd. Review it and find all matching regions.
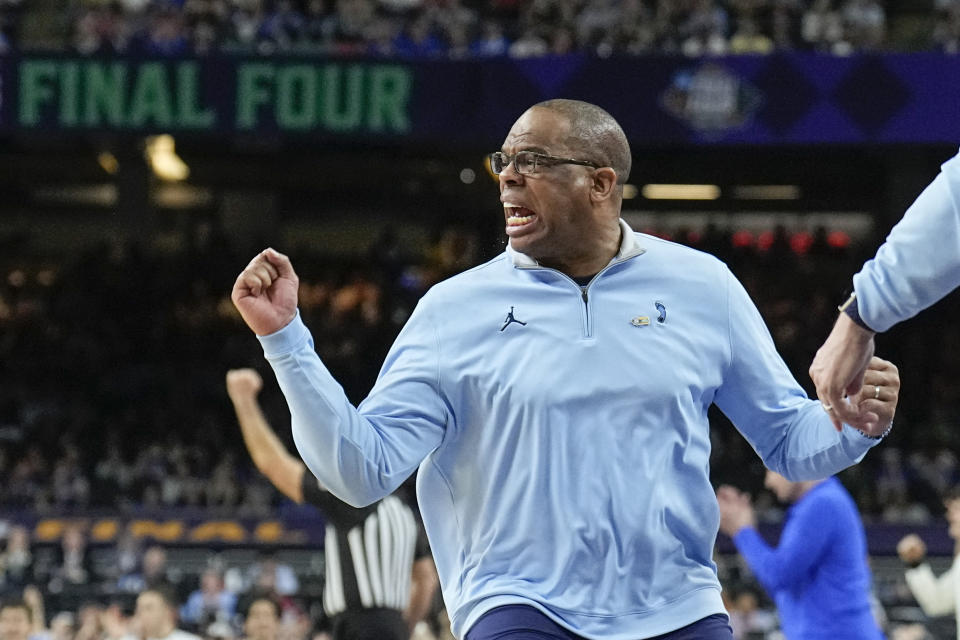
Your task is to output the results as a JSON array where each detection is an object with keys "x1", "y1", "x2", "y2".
[{"x1": 0, "y1": 53, "x2": 957, "y2": 146}]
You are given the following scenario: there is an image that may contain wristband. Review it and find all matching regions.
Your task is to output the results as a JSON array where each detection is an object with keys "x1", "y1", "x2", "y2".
[
  {"x1": 838, "y1": 291, "x2": 875, "y2": 333},
  {"x1": 853, "y1": 421, "x2": 893, "y2": 441}
]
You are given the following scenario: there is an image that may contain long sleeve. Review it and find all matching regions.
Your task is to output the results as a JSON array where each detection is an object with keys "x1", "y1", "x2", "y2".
[
  {"x1": 714, "y1": 269, "x2": 879, "y2": 481},
  {"x1": 904, "y1": 560, "x2": 958, "y2": 617},
  {"x1": 259, "y1": 301, "x2": 450, "y2": 507},
  {"x1": 732, "y1": 506, "x2": 833, "y2": 594},
  {"x1": 854, "y1": 150, "x2": 960, "y2": 332}
]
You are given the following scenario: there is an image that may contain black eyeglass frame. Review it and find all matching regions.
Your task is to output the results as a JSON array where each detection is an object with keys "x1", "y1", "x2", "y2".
[{"x1": 489, "y1": 151, "x2": 600, "y2": 176}]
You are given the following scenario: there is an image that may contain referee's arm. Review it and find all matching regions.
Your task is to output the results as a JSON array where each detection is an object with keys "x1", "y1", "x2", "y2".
[
  {"x1": 227, "y1": 367, "x2": 307, "y2": 503},
  {"x1": 405, "y1": 555, "x2": 438, "y2": 633}
]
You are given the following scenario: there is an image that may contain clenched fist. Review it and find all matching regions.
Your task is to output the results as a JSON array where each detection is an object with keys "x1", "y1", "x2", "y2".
[
  {"x1": 231, "y1": 248, "x2": 299, "y2": 336},
  {"x1": 226, "y1": 368, "x2": 263, "y2": 402}
]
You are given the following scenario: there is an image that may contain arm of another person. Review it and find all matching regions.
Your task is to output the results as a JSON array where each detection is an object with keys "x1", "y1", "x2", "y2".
[
  {"x1": 904, "y1": 562, "x2": 958, "y2": 616},
  {"x1": 233, "y1": 249, "x2": 449, "y2": 508},
  {"x1": 404, "y1": 555, "x2": 439, "y2": 633},
  {"x1": 899, "y1": 533, "x2": 958, "y2": 616},
  {"x1": 731, "y1": 491, "x2": 836, "y2": 594},
  {"x1": 810, "y1": 151, "x2": 960, "y2": 425},
  {"x1": 226, "y1": 368, "x2": 306, "y2": 503},
  {"x1": 855, "y1": 151, "x2": 960, "y2": 334},
  {"x1": 713, "y1": 268, "x2": 890, "y2": 482}
]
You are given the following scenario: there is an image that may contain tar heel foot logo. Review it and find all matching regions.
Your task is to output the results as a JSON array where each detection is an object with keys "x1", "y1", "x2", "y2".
[
  {"x1": 660, "y1": 63, "x2": 762, "y2": 136},
  {"x1": 655, "y1": 301, "x2": 666, "y2": 323},
  {"x1": 500, "y1": 306, "x2": 527, "y2": 332}
]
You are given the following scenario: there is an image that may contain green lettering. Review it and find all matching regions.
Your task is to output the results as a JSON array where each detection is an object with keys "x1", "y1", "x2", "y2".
[
  {"x1": 19, "y1": 60, "x2": 58, "y2": 126},
  {"x1": 236, "y1": 64, "x2": 274, "y2": 130},
  {"x1": 276, "y1": 65, "x2": 316, "y2": 130},
  {"x1": 368, "y1": 66, "x2": 411, "y2": 133},
  {"x1": 59, "y1": 62, "x2": 79, "y2": 127},
  {"x1": 176, "y1": 62, "x2": 215, "y2": 128},
  {"x1": 128, "y1": 63, "x2": 173, "y2": 127},
  {"x1": 84, "y1": 62, "x2": 126, "y2": 127},
  {"x1": 321, "y1": 65, "x2": 362, "y2": 132}
]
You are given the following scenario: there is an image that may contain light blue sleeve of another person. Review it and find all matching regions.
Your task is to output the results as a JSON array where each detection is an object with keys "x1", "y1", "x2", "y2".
[
  {"x1": 258, "y1": 303, "x2": 449, "y2": 507},
  {"x1": 713, "y1": 269, "x2": 880, "y2": 481},
  {"x1": 854, "y1": 150, "x2": 960, "y2": 332}
]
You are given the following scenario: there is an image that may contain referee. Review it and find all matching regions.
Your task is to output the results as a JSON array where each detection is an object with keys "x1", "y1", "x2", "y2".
[{"x1": 226, "y1": 368, "x2": 438, "y2": 640}]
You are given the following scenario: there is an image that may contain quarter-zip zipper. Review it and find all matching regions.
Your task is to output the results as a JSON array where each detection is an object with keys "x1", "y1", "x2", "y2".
[{"x1": 518, "y1": 253, "x2": 641, "y2": 338}]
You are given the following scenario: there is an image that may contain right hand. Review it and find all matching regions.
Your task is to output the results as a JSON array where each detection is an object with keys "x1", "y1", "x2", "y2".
[
  {"x1": 226, "y1": 368, "x2": 263, "y2": 401},
  {"x1": 809, "y1": 312, "x2": 876, "y2": 431},
  {"x1": 231, "y1": 248, "x2": 299, "y2": 336},
  {"x1": 716, "y1": 485, "x2": 756, "y2": 537},
  {"x1": 897, "y1": 533, "x2": 926, "y2": 565}
]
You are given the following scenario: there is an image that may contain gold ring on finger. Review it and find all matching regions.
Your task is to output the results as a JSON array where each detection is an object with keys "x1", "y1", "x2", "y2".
[{"x1": 874, "y1": 385, "x2": 881, "y2": 400}]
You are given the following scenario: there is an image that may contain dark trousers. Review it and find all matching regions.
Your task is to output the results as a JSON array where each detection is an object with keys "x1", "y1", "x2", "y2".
[
  {"x1": 331, "y1": 607, "x2": 408, "y2": 640},
  {"x1": 466, "y1": 605, "x2": 733, "y2": 640}
]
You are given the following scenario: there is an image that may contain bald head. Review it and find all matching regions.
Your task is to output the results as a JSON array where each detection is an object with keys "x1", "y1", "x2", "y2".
[{"x1": 531, "y1": 99, "x2": 631, "y2": 186}]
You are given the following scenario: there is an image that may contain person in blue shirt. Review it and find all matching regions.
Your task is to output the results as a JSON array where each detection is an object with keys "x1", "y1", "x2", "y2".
[
  {"x1": 810, "y1": 151, "x2": 960, "y2": 430},
  {"x1": 717, "y1": 422, "x2": 899, "y2": 640},
  {"x1": 231, "y1": 99, "x2": 897, "y2": 640}
]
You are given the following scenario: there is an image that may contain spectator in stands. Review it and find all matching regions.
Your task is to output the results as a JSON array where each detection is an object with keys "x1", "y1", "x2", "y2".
[
  {"x1": 47, "y1": 526, "x2": 95, "y2": 595},
  {"x1": 0, "y1": 527, "x2": 34, "y2": 594},
  {"x1": 225, "y1": 368, "x2": 437, "y2": 640},
  {"x1": 127, "y1": 588, "x2": 199, "y2": 640},
  {"x1": 118, "y1": 546, "x2": 178, "y2": 596},
  {"x1": 802, "y1": 0, "x2": 847, "y2": 52},
  {"x1": 241, "y1": 599, "x2": 279, "y2": 640},
  {"x1": 729, "y1": 16, "x2": 774, "y2": 54},
  {"x1": 225, "y1": 553, "x2": 298, "y2": 599},
  {"x1": 469, "y1": 20, "x2": 509, "y2": 57},
  {"x1": 841, "y1": 0, "x2": 885, "y2": 50},
  {"x1": 0, "y1": 598, "x2": 33, "y2": 640},
  {"x1": 179, "y1": 569, "x2": 236, "y2": 631},
  {"x1": 896, "y1": 486, "x2": 960, "y2": 636}
]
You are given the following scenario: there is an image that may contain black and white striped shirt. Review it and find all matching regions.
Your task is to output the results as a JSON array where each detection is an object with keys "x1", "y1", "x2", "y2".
[{"x1": 302, "y1": 475, "x2": 428, "y2": 617}]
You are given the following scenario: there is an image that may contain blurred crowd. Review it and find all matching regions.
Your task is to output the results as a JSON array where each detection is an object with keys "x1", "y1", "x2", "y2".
[
  {"x1": 0, "y1": 520, "x2": 453, "y2": 640},
  {"x1": 4, "y1": 0, "x2": 957, "y2": 59},
  {"x1": 0, "y1": 219, "x2": 958, "y2": 524},
  {"x1": 0, "y1": 217, "x2": 958, "y2": 637}
]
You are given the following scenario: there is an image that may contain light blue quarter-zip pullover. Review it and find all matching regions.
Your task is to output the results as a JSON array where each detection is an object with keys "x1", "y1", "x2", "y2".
[{"x1": 259, "y1": 220, "x2": 882, "y2": 639}]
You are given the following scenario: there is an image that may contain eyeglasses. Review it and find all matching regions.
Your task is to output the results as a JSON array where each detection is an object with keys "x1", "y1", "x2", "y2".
[{"x1": 489, "y1": 151, "x2": 599, "y2": 176}]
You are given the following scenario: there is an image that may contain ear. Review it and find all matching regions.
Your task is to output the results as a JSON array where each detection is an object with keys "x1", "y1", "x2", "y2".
[{"x1": 590, "y1": 167, "x2": 619, "y2": 203}]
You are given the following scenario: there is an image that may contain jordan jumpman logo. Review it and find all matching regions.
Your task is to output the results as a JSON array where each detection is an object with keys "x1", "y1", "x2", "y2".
[{"x1": 500, "y1": 306, "x2": 527, "y2": 332}]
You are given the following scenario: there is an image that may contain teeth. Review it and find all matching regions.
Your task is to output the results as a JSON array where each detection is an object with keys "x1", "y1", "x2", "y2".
[{"x1": 507, "y1": 215, "x2": 535, "y2": 226}]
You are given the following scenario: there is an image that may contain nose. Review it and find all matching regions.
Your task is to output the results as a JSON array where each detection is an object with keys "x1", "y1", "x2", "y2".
[{"x1": 498, "y1": 161, "x2": 524, "y2": 189}]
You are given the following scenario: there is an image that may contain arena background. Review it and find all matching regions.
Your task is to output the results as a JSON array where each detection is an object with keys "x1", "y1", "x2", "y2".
[{"x1": 1, "y1": 1, "x2": 960, "y2": 638}]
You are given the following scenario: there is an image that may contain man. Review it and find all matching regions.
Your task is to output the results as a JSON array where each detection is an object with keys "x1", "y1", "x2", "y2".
[
  {"x1": 0, "y1": 599, "x2": 32, "y2": 640},
  {"x1": 232, "y1": 99, "x2": 895, "y2": 640},
  {"x1": 896, "y1": 487, "x2": 960, "y2": 638},
  {"x1": 128, "y1": 587, "x2": 199, "y2": 640},
  {"x1": 809, "y1": 151, "x2": 960, "y2": 429},
  {"x1": 717, "y1": 357, "x2": 898, "y2": 640},
  {"x1": 179, "y1": 568, "x2": 236, "y2": 629},
  {"x1": 242, "y1": 598, "x2": 280, "y2": 640},
  {"x1": 225, "y1": 368, "x2": 437, "y2": 640}
]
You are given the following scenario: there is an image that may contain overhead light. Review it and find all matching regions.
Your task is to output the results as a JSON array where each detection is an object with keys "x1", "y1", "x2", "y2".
[
  {"x1": 145, "y1": 134, "x2": 189, "y2": 182},
  {"x1": 642, "y1": 184, "x2": 720, "y2": 200},
  {"x1": 732, "y1": 185, "x2": 801, "y2": 200},
  {"x1": 97, "y1": 151, "x2": 119, "y2": 175},
  {"x1": 622, "y1": 184, "x2": 638, "y2": 199}
]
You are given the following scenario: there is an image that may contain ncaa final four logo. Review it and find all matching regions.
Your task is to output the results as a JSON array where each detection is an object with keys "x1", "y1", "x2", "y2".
[{"x1": 660, "y1": 63, "x2": 762, "y2": 134}]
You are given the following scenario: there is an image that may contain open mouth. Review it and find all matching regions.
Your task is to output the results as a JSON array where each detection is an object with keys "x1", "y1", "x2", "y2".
[{"x1": 504, "y1": 203, "x2": 538, "y2": 231}]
